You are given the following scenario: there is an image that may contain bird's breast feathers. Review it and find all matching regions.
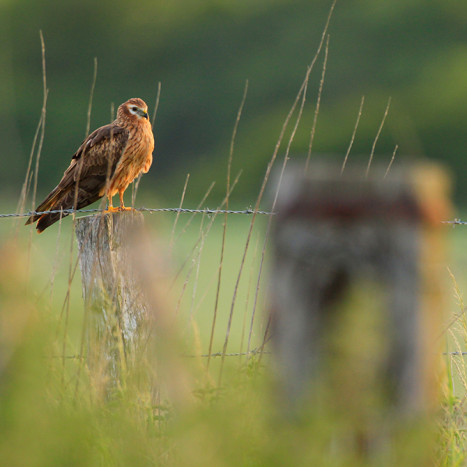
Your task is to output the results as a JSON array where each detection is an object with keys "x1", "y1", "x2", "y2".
[{"x1": 108, "y1": 122, "x2": 154, "y2": 194}]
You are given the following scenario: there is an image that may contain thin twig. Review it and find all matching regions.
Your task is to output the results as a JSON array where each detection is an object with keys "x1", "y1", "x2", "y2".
[
  {"x1": 366, "y1": 97, "x2": 391, "y2": 178},
  {"x1": 341, "y1": 95, "x2": 365, "y2": 175},
  {"x1": 188, "y1": 214, "x2": 207, "y2": 320},
  {"x1": 256, "y1": 315, "x2": 273, "y2": 368},
  {"x1": 383, "y1": 144, "x2": 399, "y2": 179},
  {"x1": 131, "y1": 82, "x2": 162, "y2": 206},
  {"x1": 16, "y1": 112, "x2": 41, "y2": 223},
  {"x1": 151, "y1": 81, "x2": 162, "y2": 129},
  {"x1": 241, "y1": 234, "x2": 260, "y2": 363},
  {"x1": 17, "y1": 32, "x2": 48, "y2": 225},
  {"x1": 248, "y1": 57, "x2": 312, "y2": 357},
  {"x1": 61, "y1": 254, "x2": 79, "y2": 383},
  {"x1": 31, "y1": 31, "x2": 48, "y2": 216},
  {"x1": 436, "y1": 268, "x2": 467, "y2": 341},
  {"x1": 170, "y1": 174, "x2": 190, "y2": 250},
  {"x1": 24, "y1": 32, "x2": 48, "y2": 290},
  {"x1": 169, "y1": 171, "x2": 243, "y2": 289},
  {"x1": 85, "y1": 58, "x2": 98, "y2": 138},
  {"x1": 218, "y1": 73, "x2": 306, "y2": 364},
  {"x1": 305, "y1": 34, "x2": 330, "y2": 172},
  {"x1": 218, "y1": 0, "x2": 337, "y2": 384},
  {"x1": 208, "y1": 80, "x2": 248, "y2": 370},
  {"x1": 174, "y1": 181, "x2": 216, "y2": 242},
  {"x1": 175, "y1": 215, "x2": 208, "y2": 315},
  {"x1": 49, "y1": 209, "x2": 64, "y2": 304},
  {"x1": 191, "y1": 267, "x2": 223, "y2": 319}
]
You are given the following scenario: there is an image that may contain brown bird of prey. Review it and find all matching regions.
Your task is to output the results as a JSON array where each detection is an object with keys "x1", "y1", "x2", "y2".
[{"x1": 26, "y1": 98, "x2": 154, "y2": 233}]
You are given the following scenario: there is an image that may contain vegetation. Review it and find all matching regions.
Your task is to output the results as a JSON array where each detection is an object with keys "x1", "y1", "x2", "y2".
[
  {"x1": 1, "y1": 1, "x2": 467, "y2": 464},
  {"x1": 2, "y1": 0, "x2": 467, "y2": 202},
  {"x1": 2, "y1": 216, "x2": 467, "y2": 466}
]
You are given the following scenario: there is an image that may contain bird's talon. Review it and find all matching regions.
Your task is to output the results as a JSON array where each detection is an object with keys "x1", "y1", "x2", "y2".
[{"x1": 104, "y1": 206, "x2": 121, "y2": 214}]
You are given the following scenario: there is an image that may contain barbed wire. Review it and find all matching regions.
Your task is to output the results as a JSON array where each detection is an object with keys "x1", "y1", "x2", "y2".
[
  {"x1": 6, "y1": 208, "x2": 467, "y2": 224},
  {"x1": 51, "y1": 349, "x2": 465, "y2": 359},
  {"x1": 185, "y1": 347, "x2": 270, "y2": 358},
  {"x1": 48, "y1": 347, "x2": 271, "y2": 360},
  {"x1": 1, "y1": 206, "x2": 275, "y2": 220},
  {"x1": 443, "y1": 219, "x2": 467, "y2": 226}
]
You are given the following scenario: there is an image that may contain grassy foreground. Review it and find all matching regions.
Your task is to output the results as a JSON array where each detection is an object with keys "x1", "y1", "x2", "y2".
[{"x1": 0, "y1": 210, "x2": 466, "y2": 465}]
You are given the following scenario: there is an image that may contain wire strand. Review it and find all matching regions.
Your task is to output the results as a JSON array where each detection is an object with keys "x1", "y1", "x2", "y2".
[
  {"x1": 4, "y1": 206, "x2": 275, "y2": 220},
  {"x1": 6, "y1": 209, "x2": 466, "y2": 223}
]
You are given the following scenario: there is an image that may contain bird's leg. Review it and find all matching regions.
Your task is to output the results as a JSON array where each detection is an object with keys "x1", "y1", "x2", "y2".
[
  {"x1": 104, "y1": 194, "x2": 120, "y2": 213},
  {"x1": 118, "y1": 189, "x2": 134, "y2": 211}
]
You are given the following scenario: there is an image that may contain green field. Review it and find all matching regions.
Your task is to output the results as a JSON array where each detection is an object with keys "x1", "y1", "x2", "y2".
[
  {"x1": 2, "y1": 0, "x2": 467, "y2": 458},
  {"x1": 0, "y1": 202, "x2": 467, "y2": 465}
]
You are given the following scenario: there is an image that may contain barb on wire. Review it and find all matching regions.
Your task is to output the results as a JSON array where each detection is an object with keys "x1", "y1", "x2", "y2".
[
  {"x1": 2, "y1": 206, "x2": 276, "y2": 220},
  {"x1": 443, "y1": 219, "x2": 467, "y2": 226},
  {"x1": 185, "y1": 346, "x2": 271, "y2": 358}
]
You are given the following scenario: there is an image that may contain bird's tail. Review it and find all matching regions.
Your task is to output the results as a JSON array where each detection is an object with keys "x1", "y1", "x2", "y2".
[
  {"x1": 25, "y1": 189, "x2": 70, "y2": 233},
  {"x1": 26, "y1": 187, "x2": 102, "y2": 233},
  {"x1": 26, "y1": 206, "x2": 71, "y2": 233},
  {"x1": 25, "y1": 190, "x2": 60, "y2": 225},
  {"x1": 35, "y1": 212, "x2": 70, "y2": 233}
]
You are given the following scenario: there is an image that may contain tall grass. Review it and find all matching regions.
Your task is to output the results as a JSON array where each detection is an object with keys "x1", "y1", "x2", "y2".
[{"x1": 1, "y1": 1, "x2": 466, "y2": 464}]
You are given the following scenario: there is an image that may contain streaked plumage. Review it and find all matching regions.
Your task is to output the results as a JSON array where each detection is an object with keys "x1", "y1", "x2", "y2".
[{"x1": 26, "y1": 98, "x2": 154, "y2": 232}]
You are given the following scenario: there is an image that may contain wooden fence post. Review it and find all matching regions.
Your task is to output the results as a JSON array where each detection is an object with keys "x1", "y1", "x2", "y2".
[
  {"x1": 75, "y1": 211, "x2": 149, "y2": 383},
  {"x1": 270, "y1": 162, "x2": 450, "y2": 418}
]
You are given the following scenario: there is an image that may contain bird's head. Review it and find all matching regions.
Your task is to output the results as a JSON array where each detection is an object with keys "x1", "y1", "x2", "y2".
[{"x1": 118, "y1": 98, "x2": 149, "y2": 122}]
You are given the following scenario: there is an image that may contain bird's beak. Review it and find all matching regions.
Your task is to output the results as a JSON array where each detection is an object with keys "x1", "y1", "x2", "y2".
[{"x1": 142, "y1": 111, "x2": 149, "y2": 119}]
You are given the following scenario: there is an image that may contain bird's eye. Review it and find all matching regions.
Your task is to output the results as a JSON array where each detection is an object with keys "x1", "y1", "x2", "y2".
[{"x1": 132, "y1": 107, "x2": 138, "y2": 111}]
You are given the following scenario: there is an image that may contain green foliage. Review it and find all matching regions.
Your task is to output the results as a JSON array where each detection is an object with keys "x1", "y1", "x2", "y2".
[
  {"x1": 0, "y1": 219, "x2": 466, "y2": 465},
  {"x1": 0, "y1": 315, "x2": 446, "y2": 466},
  {"x1": 2, "y1": 1, "x2": 467, "y2": 204},
  {"x1": 2, "y1": 1, "x2": 467, "y2": 461}
]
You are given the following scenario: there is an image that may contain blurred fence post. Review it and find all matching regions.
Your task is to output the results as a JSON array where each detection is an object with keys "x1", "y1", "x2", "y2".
[
  {"x1": 270, "y1": 162, "x2": 450, "y2": 417},
  {"x1": 75, "y1": 211, "x2": 149, "y2": 384}
]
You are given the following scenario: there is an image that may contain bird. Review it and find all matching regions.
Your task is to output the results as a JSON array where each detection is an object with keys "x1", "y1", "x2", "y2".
[{"x1": 26, "y1": 98, "x2": 154, "y2": 233}]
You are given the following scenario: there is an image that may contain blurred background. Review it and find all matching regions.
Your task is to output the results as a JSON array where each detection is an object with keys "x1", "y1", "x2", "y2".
[
  {"x1": 1, "y1": 1, "x2": 467, "y2": 463},
  {"x1": 1, "y1": 0, "x2": 466, "y2": 207}
]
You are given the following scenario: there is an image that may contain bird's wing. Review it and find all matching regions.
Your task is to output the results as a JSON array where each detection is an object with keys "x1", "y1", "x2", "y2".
[
  {"x1": 26, "y1": 123, "x2": 129, "y2": 229},
  {"x1": 58, "y1": 124, "x2": 129, "y2": 196}
]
